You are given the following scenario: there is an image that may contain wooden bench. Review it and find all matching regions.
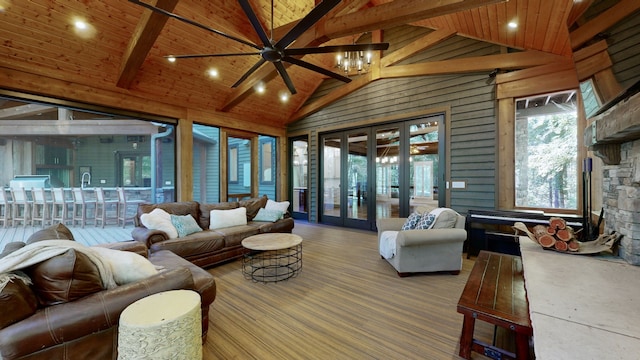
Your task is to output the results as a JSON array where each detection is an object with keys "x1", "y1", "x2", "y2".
[{"x1": 457, "y1": 251, "x2": 533, "y2": 360}]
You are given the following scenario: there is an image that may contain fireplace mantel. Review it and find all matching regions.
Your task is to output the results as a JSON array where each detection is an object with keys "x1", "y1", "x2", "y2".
[{"x1": 584, "y1": 84, "x2": 640, "y2": 165}]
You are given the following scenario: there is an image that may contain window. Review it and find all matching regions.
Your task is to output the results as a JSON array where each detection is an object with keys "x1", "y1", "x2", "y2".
[
  {"x1": 228, "y1": 144, "x2": 238, "y2": 184},
  {"x1": 260, "y1": 137, "x2": 274, "y2": 184},
  {"x1": 514, "y1": 90, "x2": 578, "y2": 210},
  {"x1": 580, "y1": 79, "x2": 603, "y2": 118}
]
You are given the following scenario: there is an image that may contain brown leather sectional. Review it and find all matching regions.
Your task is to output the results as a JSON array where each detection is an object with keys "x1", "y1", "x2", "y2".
[
  {"x1": 131, "y1": 196, "x2": 295, "y2": 268},
  {"x1": 0, "y1": 238, "x2": 216, "y2": 360}
]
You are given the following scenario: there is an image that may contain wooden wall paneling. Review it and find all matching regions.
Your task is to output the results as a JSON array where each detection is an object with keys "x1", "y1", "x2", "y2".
[
  {"x1": 570, "y1": 0, "x2": 640, "y2": 50},
  {"x1": 605, "y1": 8, "x2": 640, "y2": 88}
]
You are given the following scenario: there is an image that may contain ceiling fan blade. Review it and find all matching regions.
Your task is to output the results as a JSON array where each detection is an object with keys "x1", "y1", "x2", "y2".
[
  {"x1": 166, "y1": 53, "x2": 261, "y2": 59},
  {"x1": 128, "y1": 0, "x2": 260, "y2": 50},
  {"x1": 283, "y1": 56, "x2": 352, "y2": 83},
  {"x1": 232, "y1": 58, "x2": 267, "y2": 88},
  {"x1": 238, "y1": 0, "x2": 272, "y2": 47},
  {"x1": 273, "y1": 62, "x2": 297, "y2": 95},
  {"x1": 275, "y1": 0, "x2": 340, "y2": 50},
  {"x1": 285, "y1": 43, "x2": 390, "y2": 56}
]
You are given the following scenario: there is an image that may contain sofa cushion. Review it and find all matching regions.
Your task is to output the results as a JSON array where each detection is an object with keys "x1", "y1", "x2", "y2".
[
  {"x1": 141, "y1": 208, "x2": 179, "y2": 239},
  {"x1": 248, "y1": 217, "x2": 295, "y2": 234},
  {"x1": 401, "y1": 212, "x2": 422, "y2": 230},
  {"x1": 209, "y1": 207, "x2": 247, "y2": 230},
  {"x1": 90, "y1": 247, "x2": 159, "y2": 285},
  {"x1": 199, "y1": 201, "x2": 239, "y2": 229},
  {"x1": 430, "y1": 208, "x2": 460, "y2": 229},
  {"x1": 239, "y1": 195, "x2": 268, "y2": 221},
  {"x1": 265, "y1": 199, "x2": 290, "y2": 213},
  {"x1": 137, "y1": 201, "x2": 200, "y2": 227},
  {"x1": 252, "y1": 208, "x2": 284, "y2": 222},
  {"x1": 171, "y1": 214, "x2": 202, "y2": 237},
  {"x1": 0, "y1": 274, "x2": 38, "y2": 330},
  {"x1": 415, "y1": 213, "x2": 436, "y2": 230},
  {"x1": 149, "y1": 231, "x2": 225, "y2": 260},
  {"x1": 26, "y1": 223, "x2": 75, "y2": 244},
  {"x1": 0, "y1": 242, "x2": 26, "y2": 259},
  {"x1": 27, "y1": 249, "x2": 104, "y2": 306},
  {"x1": 213, "y1": 225, "x2": 259, "y2": 247}
]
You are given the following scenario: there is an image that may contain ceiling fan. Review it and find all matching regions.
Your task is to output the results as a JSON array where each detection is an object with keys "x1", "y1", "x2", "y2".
[{"x1": 129, "y1": 0, "x2": 389, "y2": 94}]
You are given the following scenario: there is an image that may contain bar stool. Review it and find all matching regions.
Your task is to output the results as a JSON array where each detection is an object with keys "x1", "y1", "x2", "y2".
[
  {"x1": 51, "y1": 188, "x2": 73, "y2": 225},
  {"x1": 72, "y1": 187, "x2": 96, "y2": 228},
  {"x1": 117, "y1": 187, "x2": 145, "y2": 228},
  {"x1": 10, "y1": 187, "x2": 30, "y2": 227},
  {"x1": 31, "y1": 187, "x2": 49, "y2": 227},
  {"x1": 0, "y1": 189, "x2": 13, "y2": 228},
  {"x1": 95, "y1": 187, "x2": 119, "y2": 228}
]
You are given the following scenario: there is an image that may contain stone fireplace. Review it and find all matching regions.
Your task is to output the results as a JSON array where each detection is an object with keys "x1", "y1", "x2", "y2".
[{"x1": 586, "y1": 87, "x2": 640, "y2": 265}]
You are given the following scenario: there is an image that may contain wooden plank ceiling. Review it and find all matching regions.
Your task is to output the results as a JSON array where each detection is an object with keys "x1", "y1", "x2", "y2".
[{"x1": 0, "y1": 0, "x2": 598, "y2": 128}]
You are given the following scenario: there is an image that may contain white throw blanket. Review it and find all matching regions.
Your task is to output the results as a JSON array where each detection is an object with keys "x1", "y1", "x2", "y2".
[
  {"x1": 0, "y1": 240, "x2": 117, "y2": 293},
  {"x1": 379, "y1": 231, "x2": 399, "y2": 260}
]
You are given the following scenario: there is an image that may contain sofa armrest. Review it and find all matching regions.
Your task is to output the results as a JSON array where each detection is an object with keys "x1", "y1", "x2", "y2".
[
  {"x1": 397, "y1": 229, "x2": 467, "y2": 247},
  {"x1": 0, "y1": 267, "x2": 194, "y2": 360},
  {"x1": 131, "y1": 226, "x2": 169, "y2": 247},
  {"x1": 377, "y1": 218, "x2": 406, "y2": 235},
  {"x1": 94, "y1": 240, "x2": 148, "y2": 257}
]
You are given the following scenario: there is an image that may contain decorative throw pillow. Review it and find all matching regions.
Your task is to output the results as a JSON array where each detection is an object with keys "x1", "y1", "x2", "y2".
[
  {"x1": 429, "y1": 208, "x2": 460, "y2": 229},
  {"x1": 415, "y1": 213, "x2": 437, "y2": 230},
  {"x1": 265, "y1": 199, "x2": 290, "y2": 213},
  {"x1": 209, "y1": 207, "x2": 247, "y2": 230},
  {"x1": 170, "y1": 214, "x2": 202, "y2": 237},
  {"x1": 26, "y1": 223, "x2": 75, "y2": 244},
  {"x1": 0, "y1": 273, "x2": 38, "y2": 330},
  {"x1": 90, "y1": 247, "x2": 159, "y2": 285},
  {"x1": 401, "y1": 212, "x2": 422, "y2": 230},
  {"x1": 140, "y1": 208, "x2": 179, "y2": 239},
  {"x1": 252, "y1": 208, "x2": 284, "y2": 222}
]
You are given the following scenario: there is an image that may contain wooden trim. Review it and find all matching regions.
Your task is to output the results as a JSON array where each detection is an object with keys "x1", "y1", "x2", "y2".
[
  {"x1": 593, "y1": 69, "x2": 623, "y2": 103},
  {"x1": 497, "y1": 98, "x2": 514, "y2": 210},
  {"x1": 497, "y1": 68, "x2": 578, "y2": 99},
  {"x1": 176, "y1": 118, "x2": 193, "y2": 202},
  {"x1": 220, "y1": 130, "x2": 228, "y2": 202},
  {"x1": 574, "y1": 50, "x2": 613, "y2": 82},
  {"x1": 570, "y1": 0, "x2": 640, "y2": 50}
]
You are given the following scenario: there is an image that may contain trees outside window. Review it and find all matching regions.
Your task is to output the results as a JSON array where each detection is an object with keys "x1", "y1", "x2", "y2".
[{"x1": 515, "y1": 91, "x2": 578, "y2": 210}]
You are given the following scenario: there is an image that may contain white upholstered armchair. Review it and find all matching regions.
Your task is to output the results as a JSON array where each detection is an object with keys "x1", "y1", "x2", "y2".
[{"x1": 377, "y1": 208, "x2": 467, "y2": 277}]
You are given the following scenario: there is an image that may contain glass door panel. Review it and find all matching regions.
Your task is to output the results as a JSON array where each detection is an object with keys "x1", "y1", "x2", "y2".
[
  {"x1": 408, "y1": 117, "x2": 440, "y2": 213},
  {"x1": 375, "y1": 126, "x2": 400, "y2": 219},
  {"x1": 347, "y1": 131, "x2": 368, "y2": 221},
  {"x1": 227, "y1": 136, "x2": 252, "y2": 200},
  {"x1": 322, "y1": 135, "x2": 341, "y2": 222},
  {"x1": 291, "y1": 138, "x2": 308, "y2": 219}
]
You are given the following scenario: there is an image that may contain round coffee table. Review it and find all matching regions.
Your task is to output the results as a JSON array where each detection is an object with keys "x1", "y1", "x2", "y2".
[{"x1": 241, "y1": 233, "x2": 303, "y2": 283}]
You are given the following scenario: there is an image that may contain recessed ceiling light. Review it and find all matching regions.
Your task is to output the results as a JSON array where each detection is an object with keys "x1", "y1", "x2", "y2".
[
  {"x1": 508, "y1": 21, "x2": 518, "y2": 29},
  {"x1": 166, "y1": 56, "x2": 176, "y2": 63},
  {"x1": 74, "y1": 20, "x2": 87, "y2": 30},
  {"x1": 255, "y1": 83, "x2": 266, "y2": 94},
  {"x1": 279, "y1": 92, "x2": 289, "y2": 103},
  {"x1": 207, "y1": 68, "x2": 218, "y2": 78}
]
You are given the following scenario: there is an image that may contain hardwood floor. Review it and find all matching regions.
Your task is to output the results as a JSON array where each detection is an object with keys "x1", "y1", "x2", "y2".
[{"x1": 204, "y1": 222, "x2": 495, "y2": 359}]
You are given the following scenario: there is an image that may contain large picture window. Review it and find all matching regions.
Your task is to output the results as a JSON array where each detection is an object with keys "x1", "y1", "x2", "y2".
[{"x1": 514, "y1": 90, "x2": 578, "y2": 210}]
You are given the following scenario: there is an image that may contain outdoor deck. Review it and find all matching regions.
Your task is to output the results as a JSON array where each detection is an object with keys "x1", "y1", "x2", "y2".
[{"x1": 0, "y1": 223, "x2": 133, "y2": 250}]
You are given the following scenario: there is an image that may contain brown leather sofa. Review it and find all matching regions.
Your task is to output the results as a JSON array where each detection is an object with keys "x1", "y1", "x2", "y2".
[
  {"x1": 131, "y1": 195, "x2": 295, "y2": 268},
  {"x1": 0, "y1": 238, "x2": 216, "y2": 360}
]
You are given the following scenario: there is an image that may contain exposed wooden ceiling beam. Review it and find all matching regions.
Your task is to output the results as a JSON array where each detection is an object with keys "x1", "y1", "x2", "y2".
[
  {"x1": 322, "y1": 0, "x2": 505, "y2": 39},
  {"x1": 381, "y1": 50, "x2": 569, "y2": 78},
  {"x1": 117, "y1": 0, "x2": 180, "y2": 89},
  {"x1": 570, "y1": 0, "x2": 640, "y2": 50},
  {"x1": 380, "y1": 29, "x2": 456, "y2": 68}
]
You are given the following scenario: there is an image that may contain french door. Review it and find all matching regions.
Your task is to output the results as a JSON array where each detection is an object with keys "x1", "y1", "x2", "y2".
[{"x1": 320, "y1": 113, "x2": 444, "y2": 230}]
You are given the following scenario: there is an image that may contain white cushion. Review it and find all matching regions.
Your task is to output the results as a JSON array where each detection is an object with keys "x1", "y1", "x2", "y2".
[
  {"x1": 379, "y1": 231, "x2": 398, "y2": 259},
  {"x1": 209, "y1": 207, "x2": 247, "y2": 230},
  {"x1": 265, "y1": 199, "x2": 290, "y2": 213},
  {"x1": 429, "y1": 208, "x2": 460, "y2": 229},
  {"x1": 140, "y1": 208, "x2": 179, "y2": 239},
  {"x1": 252, "y1": 208, "x2": 284, "y2": 222},
  {"x1": 90, "y1": 247, "x2": 159, "y2": 285}
]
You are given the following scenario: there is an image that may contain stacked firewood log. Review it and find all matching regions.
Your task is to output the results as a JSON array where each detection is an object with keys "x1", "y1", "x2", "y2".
[{"x1": 532, "y1": 217, "x2": 580, "y2": 252}]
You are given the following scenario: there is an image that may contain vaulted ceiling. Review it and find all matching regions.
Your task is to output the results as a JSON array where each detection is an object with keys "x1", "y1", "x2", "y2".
[{"x1": 0, "y1": 0, "x2": 617, "y2": 129}]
